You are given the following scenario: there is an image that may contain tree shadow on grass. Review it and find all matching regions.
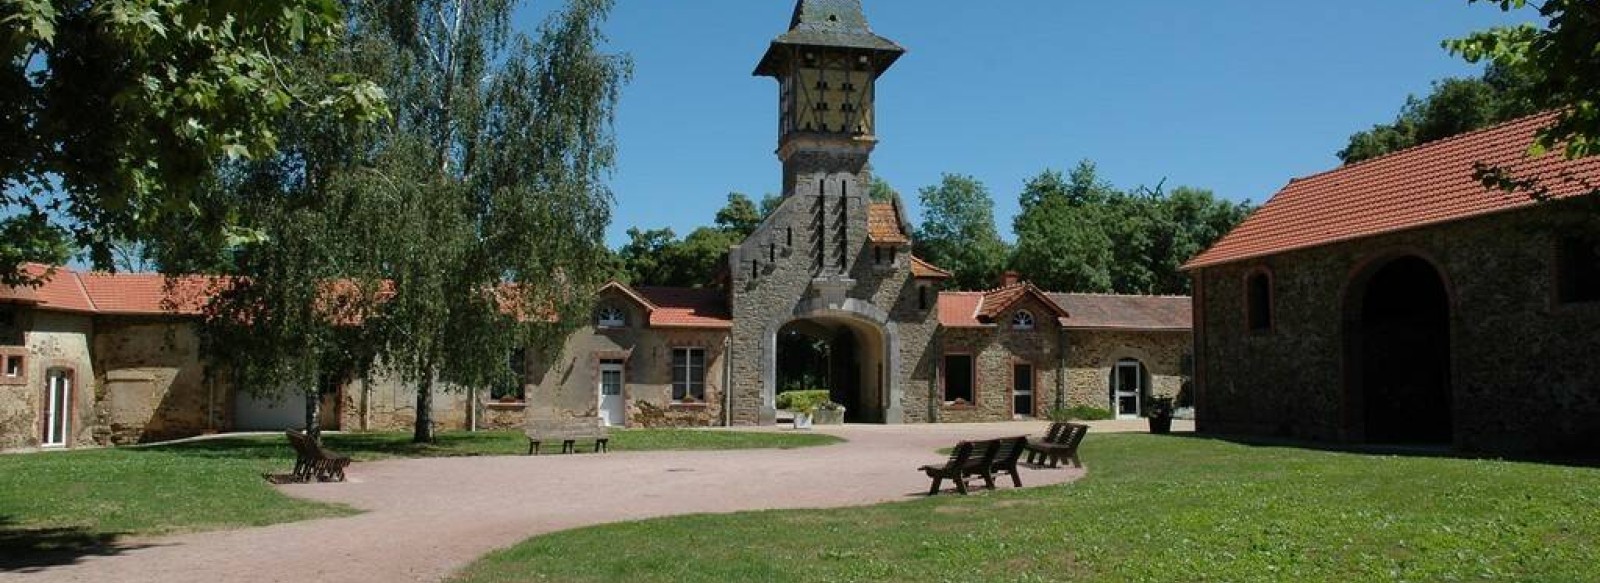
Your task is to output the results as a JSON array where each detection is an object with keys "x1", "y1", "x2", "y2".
[
  {"x1": 1167, "y1": 432, "x2": 1600, "y2": 469},
  {"x1": 0, "y1": 516, "x2": 162, "y2": 573},
  {"x1": 132, "y1": 432, "x2": 517, "y2": 462}
]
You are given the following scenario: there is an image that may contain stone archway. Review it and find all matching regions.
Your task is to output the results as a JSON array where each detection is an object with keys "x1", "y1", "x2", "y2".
[
  {"x1": 761, "y1": 298, "x2": 902, "y2": 424},
  {"x1": 1343, "y1": 254, "x2": 1454, "y2": 444}
]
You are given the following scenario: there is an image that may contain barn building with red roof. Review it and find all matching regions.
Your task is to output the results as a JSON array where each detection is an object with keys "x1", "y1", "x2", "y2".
[{"x1": 1186, "y1": 113, "x2": 1600, "y2": 454}]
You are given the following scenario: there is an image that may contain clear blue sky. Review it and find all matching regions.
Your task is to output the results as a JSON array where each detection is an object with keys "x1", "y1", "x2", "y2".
[{"x1": 519, "y1": 1, "x2": 1537, "y2": 247}]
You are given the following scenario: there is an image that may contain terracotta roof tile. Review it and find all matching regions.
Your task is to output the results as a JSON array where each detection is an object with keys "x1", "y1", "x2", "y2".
[
  {"x1": 910, "y1": 255, "x2": 952, "y2": 279},
  {"x1": 1187, "y1": 113, "x2": 1600, "y2": 269},
  {"x1": 19, "y1": 264, "x2": 95, "y2": 313},
  {"x1": 635, "y1": 287, "x2": 732, "y2": 329},
  {"x1": 937, "y1": 292, "x2": 986, "y2": 328},
  {"x1": 1048, "y1": 293, "x2": 1191, "y2": 331},
  {"x1": 78, "y1": 272, "x2": 214, "y2": 315},
  {"x1": 866, "y1": 202, "x2": 910, "y2": 244}
]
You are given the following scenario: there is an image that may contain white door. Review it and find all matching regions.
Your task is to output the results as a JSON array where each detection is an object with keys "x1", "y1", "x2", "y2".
[
  {"x1": 43, "y1": 369, "x2": 71, "y2": 447},
  {"x1": 598, "y1": 361, "x2": 625, "y2": 427},
  {"x1": 1112, "y1": 360, "x2": 1145, "y2": 420}
]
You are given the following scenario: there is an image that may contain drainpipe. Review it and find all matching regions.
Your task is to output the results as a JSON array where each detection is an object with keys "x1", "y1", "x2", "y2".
[
  {"x1": 1055, "y1": 327, "x2": 1068, "y2": 412},
  {"x1": 722, "y1": 336, "x2": 733, "y2": 427}
]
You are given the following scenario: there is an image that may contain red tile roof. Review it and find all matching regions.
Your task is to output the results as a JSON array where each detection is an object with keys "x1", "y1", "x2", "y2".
[
  {"x1": 937, "y1": 291, "x2": 986, "y2": 328},
  {"x1": 1048, "y1": 293, "x2": 1191, "y2": 331},
  {"x1": 974, "y1": 283, "x2": 1068, "y2": 321},
  {"x1": 939, "y1": 284, "x2": 1192, "y2": 331},
  {"x1": 910, "y1": 255, "x2": 952, "y2": 279},
  {"x1": 866, "y1": 202, "x2": 910, "y2": 244},
  {"x1": 0, "y1": 265, "x2": 218, "y2": 315},
  {"x1": 1187, "y1": 113, "x2": 1600, "y2": 269},
  {"x1": 635, "y1": 286, "x2": 732, "y2": 329}
]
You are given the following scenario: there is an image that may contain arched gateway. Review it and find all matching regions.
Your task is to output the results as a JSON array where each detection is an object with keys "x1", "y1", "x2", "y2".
[{"x1": 762, "y1": 299, "x2": 902, "y2": 424}]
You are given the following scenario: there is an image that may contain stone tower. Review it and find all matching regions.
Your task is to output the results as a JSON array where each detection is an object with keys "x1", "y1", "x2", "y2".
[{"x1": 729, "y1": 0, "x2": 934, "y2": 426}]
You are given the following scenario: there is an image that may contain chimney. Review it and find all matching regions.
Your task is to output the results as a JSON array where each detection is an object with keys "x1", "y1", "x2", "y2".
[{"x1": 999, "y1": 271, "x2": 1022, "y2": 288}]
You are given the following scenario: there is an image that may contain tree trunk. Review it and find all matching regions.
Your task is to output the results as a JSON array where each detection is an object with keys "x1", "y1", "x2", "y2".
[
  {"x1": 414, "y1": 376, "x2": 435, "y2": 444},
  {"x1": 305, "y1": 390, "x2": 322, "y2": 444}
]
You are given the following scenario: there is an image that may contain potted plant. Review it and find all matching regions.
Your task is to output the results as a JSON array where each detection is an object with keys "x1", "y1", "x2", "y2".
[
  {"x1": 785, "y1": 390, "x2": 830, "y2": 430},
  {"x1": 1146, "y1": 396, "x2": 1174, "y2": 434}
]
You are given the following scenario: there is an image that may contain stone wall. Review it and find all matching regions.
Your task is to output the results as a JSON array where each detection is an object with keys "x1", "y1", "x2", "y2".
[
  {"x1": 0, "y1": 308, "x2": 96, "y2": 449},
  {"x1": 1194, "y1": 203, "x2": 1600, "y2": 454},
  {"x1": 1063, "y1": 330, "x2": 1190, "y2": 414},
  {"x1": 93, "y1": 318, "x2": 218, "y2": 444},
  {"x1": 935, "y1": 296, "x2": 1064, "y2": 423}
]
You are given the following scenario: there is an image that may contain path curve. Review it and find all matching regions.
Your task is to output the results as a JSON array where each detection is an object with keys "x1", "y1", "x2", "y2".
[{"x1": 15, "y1": 421, "x2": 1098, "y2": 583}]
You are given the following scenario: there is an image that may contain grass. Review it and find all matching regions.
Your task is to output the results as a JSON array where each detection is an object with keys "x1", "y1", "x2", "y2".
[
  {"x1": 0, "y1": 429, "x2": 839, "y2": 553},
  {"x1": 453, "y1": 434, "x2": 1600, "y2": 583}
]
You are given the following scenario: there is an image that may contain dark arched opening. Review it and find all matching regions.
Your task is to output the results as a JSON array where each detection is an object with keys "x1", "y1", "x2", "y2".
[
  {"x1": 775, "y1": 317, "x2": 887, "y2": 423},
  {"x1": 1345, "y1": 255, "x2": 1453, "y2": 444}
]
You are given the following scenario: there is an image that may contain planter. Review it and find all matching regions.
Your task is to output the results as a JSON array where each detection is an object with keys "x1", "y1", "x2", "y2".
[
  {"x1": 1148, "y1": 415, "x2": 1173, "y2": 435},
  {"x1": 792, "y1": 413, "x2": 813, "y2": 430},
  {"x1": 812, "y1": 407, "x2": 845, "y2": 426}
]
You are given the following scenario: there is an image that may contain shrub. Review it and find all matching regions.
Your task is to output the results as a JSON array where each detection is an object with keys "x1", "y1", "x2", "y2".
[
  {"x1": 1049, "y1": 406, "x2": 1115, "y2": 422},
  {"x1": 776, "y1": 390, "x2": 832, "y2": 413}
]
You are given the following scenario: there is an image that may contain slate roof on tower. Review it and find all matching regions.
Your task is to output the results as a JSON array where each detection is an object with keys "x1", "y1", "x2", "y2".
[
  {"x1": 754, "y1": 0, "x2": 905, "y2": 76},
  {"x1": 1185, "y1": 113, "x2": 1600, "y2": 269}
]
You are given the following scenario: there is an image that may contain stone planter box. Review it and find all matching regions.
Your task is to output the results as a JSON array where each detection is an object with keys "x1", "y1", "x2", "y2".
[{"x1": 812, "y1": 408, "x2": 846, "y2": 425}]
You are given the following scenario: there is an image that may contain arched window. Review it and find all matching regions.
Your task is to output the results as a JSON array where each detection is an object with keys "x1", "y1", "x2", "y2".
[
  {"x1": 1246, "y1": 269, "x2": 1273, "y2": 332},
  {"x1": 1011, "y1": 310, "x2": 1036, "y2": 331},
  {"x1": 597, "y1": 305, "x2": 626, "y2": 329}
]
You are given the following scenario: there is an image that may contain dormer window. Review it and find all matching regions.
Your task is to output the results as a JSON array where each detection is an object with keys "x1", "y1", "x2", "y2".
[
  {"x1": 597, "y1": 306, "x2": 626, "y2": 329},
  {"x1": 1011, "y1": 310, "x2": 1036, "y2": 331}
]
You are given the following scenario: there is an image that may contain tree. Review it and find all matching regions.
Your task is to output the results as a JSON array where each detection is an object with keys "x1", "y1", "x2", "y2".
[
  {"x1": 1011, "y1": 161, "x2": 1252, "y2": 294},
  {"x1": 914, "y1": 174, "x2": 1009, "y2": 290},
  {"x1": 353, "y1": 0, "x2": 630, "y2": 443},
  {"x1": 0, "y1": 212, "x2": 71, "y2": 269},
  {"x1": 1338, "y1": 64, "x2": 1547, "y2": 164},
  {"x1": 1011, "y1": 164, "x2": 1116, "y2": 293},
  {"x1": 617, "y1": 193, "x2": 768, "y2": 287},
  {"x1": 0, "y1": 0, "x2": 386, "y2": 284},
  {"x1": 1449, "y1": 0, "x2": 1600, "y2": 196},
  {"x1": 869, "y1": 177, "x2": 896, "y2": 202}
]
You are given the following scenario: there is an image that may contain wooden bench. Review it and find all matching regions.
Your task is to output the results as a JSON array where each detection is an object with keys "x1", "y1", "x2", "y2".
[
  {"x1": 1024, "y1": 422, "x2": 1088, "y2": 468},
  {"x1": 525, "y1": 413, "x2": 610, "y2": 455},
  {"x1": 285, "y1": 430, "x2": 352, "y2": 482},
  {"x1": 920, "y1": 436, "x2": 1028, "y2": 496}
]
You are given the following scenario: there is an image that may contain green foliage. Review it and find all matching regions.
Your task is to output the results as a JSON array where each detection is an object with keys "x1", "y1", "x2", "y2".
[
  {"x1": 1449, "y1": 0, "x2": 1599, "y2": 163},
  {"x1": 0, "y1": 0, "x2": 387, "y2": 281},
  {"x1": 868, "y1": 176, "x2": 896, "y2": 202},
  {"x1": 1049, "y1": 405, "x2": 1114, "y2": 422},
  {"x1": 618, "y1": 193, "x2": 768, "y2": 287},
  {"x1": 0, "y1": 212, "x2": 71, "y2": 276},
  {"x1": 775, "y1": 389, "x2": 834, "y2": 414},
  {"x1": 913, "y1": 173, "x2": 1009, "y2": 290},
  {"x1": 455, "y1": 435, "x2": 1600, "y2": 583},
  {"x1": 1011, "y1": 161, "x2": 1252, "y2": 294},
  {"x1": 1338, "y1": 63, "x2": 1549, "y2": 164}
]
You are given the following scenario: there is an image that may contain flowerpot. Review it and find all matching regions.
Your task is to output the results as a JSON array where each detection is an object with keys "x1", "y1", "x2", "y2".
[
  {"x1": 1148, "y1": 415, "x2": 1172, "y2": 435},
  {"x1": 792, "y1": 413, "x2": 813, "y2": 430},
  {"x1": 812, "y1": 408, "x2": 845, "y2": 425}
]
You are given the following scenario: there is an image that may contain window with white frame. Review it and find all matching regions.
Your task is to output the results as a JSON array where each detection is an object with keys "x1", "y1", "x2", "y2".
[
  {"x1": 671, "y1": 348, "x2": 706, "y2": 402},
  {"x1": 597, "y1": 305, "x2": 626, "y2": 328},
  {"x1": 1011, "y1": 310, "x2": 1036, "y2": 331}
]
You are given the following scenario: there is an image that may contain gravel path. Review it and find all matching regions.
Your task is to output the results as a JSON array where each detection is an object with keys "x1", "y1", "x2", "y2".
[{"x1": 11, "y1": 421, "x2": 1148, "y2": 583}]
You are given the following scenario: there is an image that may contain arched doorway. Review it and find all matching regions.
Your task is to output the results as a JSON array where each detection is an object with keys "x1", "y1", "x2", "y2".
[
  {"x1": 1344, "y1": 255, "x2": 1453, "y2": 444},
  {"x1": 774, "y1": 315, "x2": 889, "y2": 423}
]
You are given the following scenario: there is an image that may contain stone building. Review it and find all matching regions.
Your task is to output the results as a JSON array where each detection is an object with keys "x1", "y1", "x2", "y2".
[
  {"x1": 528, "y1": 0, "x2": 1193, "y2": 428},
  {"x1": 1186, "y1": 113, "x2": 1600, "y2": 455},
  {"x1": 0, "y1": 0, "x2": 1194, "y2": 449}
]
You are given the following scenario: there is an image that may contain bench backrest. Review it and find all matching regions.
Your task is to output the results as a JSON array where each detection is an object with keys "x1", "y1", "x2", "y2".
[
  {"x1": 1059, "y1": 423, "x2": 1089, "y2": 449},
  {"x1": 525, "y1": 410, "x2": 608, "y2": 441},
  {"x1": 1042, "y1": 422, "x2": 1068, "y2": 444},
  {"x1": 991, "y1": 436, "x2": 1028, "y2": 467},
  {"x1": 940, "y1": 440, "x2": 976, "y2": 470}
]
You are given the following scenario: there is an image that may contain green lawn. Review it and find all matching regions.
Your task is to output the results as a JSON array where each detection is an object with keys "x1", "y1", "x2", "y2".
[
  {"x1": 453, "y1": 435, "x2": 1600, "y2": 583},
  {"x1": 0, "y1": 429, "x2": 838, "y2": 553}
]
